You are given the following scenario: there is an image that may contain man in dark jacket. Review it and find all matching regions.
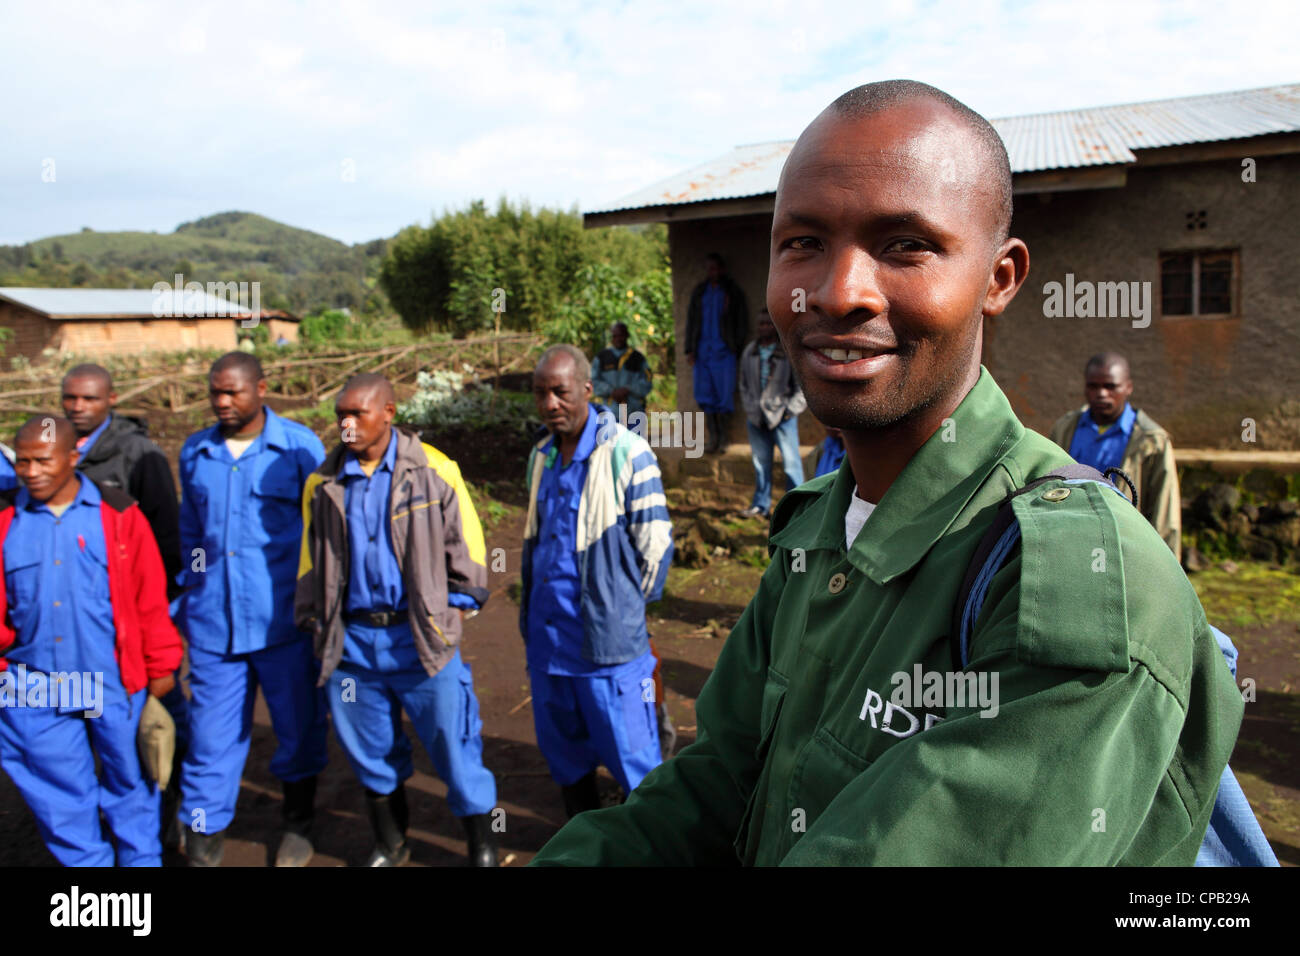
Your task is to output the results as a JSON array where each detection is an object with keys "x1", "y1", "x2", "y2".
[
  {"x1": 685, "y1": 253, "x2": 749, "y2": 453},
  {"x1": 62, "y1": 365, "x2": 182, "y2": 592}
]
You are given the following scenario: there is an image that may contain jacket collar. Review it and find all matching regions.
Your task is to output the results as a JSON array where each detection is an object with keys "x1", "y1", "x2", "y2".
[
  {"x1": 770, "y1": 367, "x2": 1023, "y2": 585},
  {"x1": 340, "y1": 426, "x2": 399, "y2": 479},
  {"x1": 322, "y1": 425, "x2": 425, "y2": 482}
]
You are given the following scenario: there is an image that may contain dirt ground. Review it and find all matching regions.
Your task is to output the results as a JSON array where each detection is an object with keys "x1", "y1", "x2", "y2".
[{"x1": 1, "y1": 403, "x2": 1297, "y2": 866}]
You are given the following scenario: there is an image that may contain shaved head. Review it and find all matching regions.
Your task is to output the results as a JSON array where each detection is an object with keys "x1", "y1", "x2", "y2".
[
  {"x1": 1085, "y1": 351, "x2": 1131, "y2": 381},
  {"x1": 16, "y1": 415, "x2": 77, "y2": 453},
  {"x1": 62, "y1": 363, "x2": 112, "y2": 391},
  {"x1": 339, "y1": 372, "x2": 396, "y2": 407},
  {"x1": 812, "y1": 79, "x2": 1013, "y2": 248},
  {"x1": 535, "y1": 345, "x2": 591, "y2": 387},
  {"x1": 211, "y1": 351, "x2": 264, "y2": 383}
]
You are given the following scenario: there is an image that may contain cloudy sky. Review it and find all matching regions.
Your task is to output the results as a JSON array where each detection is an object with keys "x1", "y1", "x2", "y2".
[{"x1": 1, "y1": 0, "x2": 1295, "y2": 246}]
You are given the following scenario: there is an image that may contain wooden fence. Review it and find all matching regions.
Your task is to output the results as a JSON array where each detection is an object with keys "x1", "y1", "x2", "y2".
[{"x1": 0, "y1": 334, "x2": 547, "y2": 417}]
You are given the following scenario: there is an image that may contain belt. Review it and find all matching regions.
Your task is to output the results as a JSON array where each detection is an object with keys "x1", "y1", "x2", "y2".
[{"x1": 346, "y1": 609, "x2": 409, "y2": 627}]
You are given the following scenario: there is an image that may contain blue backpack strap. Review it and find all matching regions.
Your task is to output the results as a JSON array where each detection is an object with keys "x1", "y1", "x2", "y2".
[{"x1": 951, "y1": 464, "x2": 1115, "y2": 670}]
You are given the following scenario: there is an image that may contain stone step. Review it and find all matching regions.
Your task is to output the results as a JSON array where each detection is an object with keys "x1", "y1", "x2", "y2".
[{"x1": 676, "y1": 443, "x2": 818, "y2": 485}]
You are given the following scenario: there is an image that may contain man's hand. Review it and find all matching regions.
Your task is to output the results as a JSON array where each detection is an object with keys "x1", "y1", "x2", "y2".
[
  {"x1": 148, "y1": 674, "x2": 175, "y2": 698},
  {"x1": 612, "y1": 386, "x2": 631, "y2": 403},
  {"x1": 685, "y1": 352, "x2": 695, "y2": 367}
]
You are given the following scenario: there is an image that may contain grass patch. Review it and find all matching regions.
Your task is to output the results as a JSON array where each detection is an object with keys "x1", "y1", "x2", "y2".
[{"x1": 1191, "y1": 564, "x2": 1300, "y2": 630}]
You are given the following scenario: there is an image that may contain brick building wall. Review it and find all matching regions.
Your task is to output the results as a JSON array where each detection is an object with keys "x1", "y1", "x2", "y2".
[
  {"x1": 0, "y1": 303, "x2": 55, "y2": 357},
  {"x1": 667, "y1": 152, "x2": 1300, "y2": 451},
  {"x1": 54, "y1": 317, "x2": 237, "y2": 357},
  {"x1": 989, "y1": 152, "x2": 1300, "y2": 449}
]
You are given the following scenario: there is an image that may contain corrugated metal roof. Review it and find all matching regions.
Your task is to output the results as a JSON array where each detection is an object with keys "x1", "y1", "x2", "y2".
[
  {"x1": 588, "y1": 83, "x2": 1300, "y2": 215},
  {"x1": 0, "y1": 287, "x2": 254, "y2": 319}
]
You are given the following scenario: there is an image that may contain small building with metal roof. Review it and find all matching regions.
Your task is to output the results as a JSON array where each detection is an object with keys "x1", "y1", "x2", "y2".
[
  {"x1": 587, "y1": 83, "x2": 1300, "y2": 451},
  {"x1": 0, "y1": 287, "x2": 255, "y2": 359}
]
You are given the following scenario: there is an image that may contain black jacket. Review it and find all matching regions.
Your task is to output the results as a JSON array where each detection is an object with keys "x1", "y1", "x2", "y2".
[
  {"x1": 685, "y1": 276, "x2": 749, "y2": 357},
  {"x1": 78, "y1": 414, "x2": 182, "y2": 598}
]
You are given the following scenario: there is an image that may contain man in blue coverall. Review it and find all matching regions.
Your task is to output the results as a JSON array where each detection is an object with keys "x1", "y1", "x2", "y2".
[
  {"x1": 685, "y1": 253, "x2": 749, "y2": 453},
  {"x1": 0, "y1": 416, "x2": 183, "y2": 866},
  {"x1": 297, "y1": 374, "x2": 499, "y2": 866},
  {"x1": 175, "y1": 352, "x2": 329, "y2": 867},
  {"x1": 523, "y1": 346, "x2": 675, "y2": 816}
]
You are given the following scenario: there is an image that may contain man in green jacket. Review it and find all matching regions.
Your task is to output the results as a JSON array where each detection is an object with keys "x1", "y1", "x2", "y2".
[{"x1": 531, "y1": 79, "x2": 1243, "y2": 866}]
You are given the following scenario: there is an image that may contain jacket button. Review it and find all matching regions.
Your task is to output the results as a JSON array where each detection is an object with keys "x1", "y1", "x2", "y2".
[
  {"x1": 829, "y1": 572, "x2": 847, "y2": 594},
  {"x1": 1042, "y1": 487, "x2": 1071, "y2": 502}
]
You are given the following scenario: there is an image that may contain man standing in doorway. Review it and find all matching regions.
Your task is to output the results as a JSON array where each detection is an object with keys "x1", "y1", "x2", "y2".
[{"x1": 685, "y1": 253, "x2": 748, "y2": 453}]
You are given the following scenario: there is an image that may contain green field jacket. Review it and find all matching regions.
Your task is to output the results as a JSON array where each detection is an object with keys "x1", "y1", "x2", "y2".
[{"x1": 531, "y1": 368, "x2": 1243, "y2": 866}]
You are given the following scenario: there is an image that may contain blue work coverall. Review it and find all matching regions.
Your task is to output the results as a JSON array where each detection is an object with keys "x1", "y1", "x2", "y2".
[
  {"x1": 325, "y1": 429, "x2": 496, "y2": 817},
  {"x1": 693, "y1": 285, "x2": 736, "y2": 414},
  {"x1": 175, "y1": 406, "x2": 329, "y2": 836},
  {"x1": 525, "y1": 409, "x2": 662, "y2": 793},
  {"x1": 0, "y1": 480, "x2": 159, "y2": 865},
  {"x1": 1068, "y1": 402, "x2": 1137, "y2": 474}
]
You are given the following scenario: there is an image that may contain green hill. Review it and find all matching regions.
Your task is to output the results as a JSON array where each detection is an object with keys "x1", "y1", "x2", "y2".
[{"x1": 0, "y1": 212, "x2": 391, "y2": 316}]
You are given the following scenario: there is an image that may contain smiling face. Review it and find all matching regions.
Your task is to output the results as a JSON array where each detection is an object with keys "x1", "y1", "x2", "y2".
[
  {"x1": 14, "y1": 420, "x2": 79, "y2": 503},
  {"x1": 767, "y1": 101, "x2": 1027, "y2": 432}
]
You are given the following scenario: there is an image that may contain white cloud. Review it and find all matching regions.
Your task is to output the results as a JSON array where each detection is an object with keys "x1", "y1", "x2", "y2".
[{"x1": 0, "y1": 0, "x2": 1295, "y2": 244}]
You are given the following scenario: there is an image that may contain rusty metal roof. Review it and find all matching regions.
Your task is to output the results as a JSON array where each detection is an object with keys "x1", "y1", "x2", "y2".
[
  {"x1": 588, "y1": 83, "x2": 1300, "y2": 216},
  {"x1": 0, "y1": 287, "x2": 255, "y2": 319}
]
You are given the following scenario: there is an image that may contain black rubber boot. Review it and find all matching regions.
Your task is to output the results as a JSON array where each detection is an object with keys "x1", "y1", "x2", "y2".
[
  {"x1": 560, "y1": 771, "x2": 602, "y2": 818},
  {"x1": 186, "y1": 828, "x2": 225, "y2": 868},
  {"x1": 461, "y1": 814, "x2": 499, "y2": 867},
  {"x1": 275, "y1": 776, "x2": 317, "y2": 867},
  {"x1": 364, "y1": 785, "x2": 411, "y2": 867}
]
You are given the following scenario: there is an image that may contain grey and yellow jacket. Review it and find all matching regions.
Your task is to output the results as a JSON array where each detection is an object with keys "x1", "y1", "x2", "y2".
[
  {"x1": 738, "y1": 339, "x2": 806, "y2": 430},
  {"x1": 295, "y1": 427, "x2": 489, "y2": 684},
  {"x1": 1048, "y1": 406, "x2": 1181, "y2": 561}
]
